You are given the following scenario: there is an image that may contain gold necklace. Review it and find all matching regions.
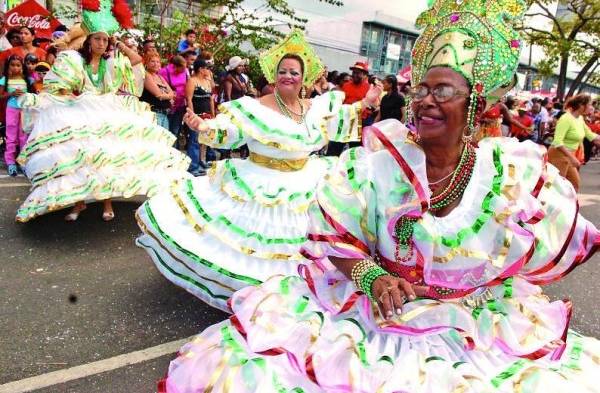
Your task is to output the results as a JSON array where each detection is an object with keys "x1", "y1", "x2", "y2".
[{"x1": 275, "y1": 89, "x2": 304, "y2": 117}]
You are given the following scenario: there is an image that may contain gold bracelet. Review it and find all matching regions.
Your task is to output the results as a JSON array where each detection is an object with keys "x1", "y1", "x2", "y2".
[{"x1": 350, "y1": 257, "x2": 378, "y2": 291}]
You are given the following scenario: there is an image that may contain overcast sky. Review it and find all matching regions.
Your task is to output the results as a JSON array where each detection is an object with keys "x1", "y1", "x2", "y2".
[{"x1": 241, "y1": 0, "x2": 428, "y2": 22}]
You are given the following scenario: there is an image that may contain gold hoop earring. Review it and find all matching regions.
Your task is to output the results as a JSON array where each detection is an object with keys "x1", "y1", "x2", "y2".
[{"x1": 462, "y1": 126, "x2": 474, "y2": 143}]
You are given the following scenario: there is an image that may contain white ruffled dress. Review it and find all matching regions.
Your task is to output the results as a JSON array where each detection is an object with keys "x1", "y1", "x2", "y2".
[
  {"x1": 16, "y1": 50, "x2": 190, "y2": 222},
  {"x1": 135, "y1": 92, "x2": 363, "y2": 311},
  {"x1": 159, "y1": 120, "x2": 600, "y2": 393}
]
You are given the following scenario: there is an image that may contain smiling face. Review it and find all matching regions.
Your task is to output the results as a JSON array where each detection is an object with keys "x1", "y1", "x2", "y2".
[
  {"x1": 145, "y1": 56, "x2": 161, "y2": 73},
  {"x1": 276, "y1": 57, "x2": 303, "y2": 96},
  {"x1": 410, "y1": 67, "x2": 470, "y2": 145}
]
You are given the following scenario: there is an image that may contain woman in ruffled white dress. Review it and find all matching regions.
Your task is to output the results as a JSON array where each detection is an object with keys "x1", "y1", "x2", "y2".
[
  {"x1": 135, "y1": 31, "x2": 382, "y2": 312},
  {"x1": 16, "y1": 3, "x2": 190, "y2": 223},
  {"x1": 155, "y1": 1, "x2": 600, "y2": 392}
]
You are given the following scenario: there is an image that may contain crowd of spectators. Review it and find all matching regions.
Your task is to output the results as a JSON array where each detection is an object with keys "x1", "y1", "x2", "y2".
[{"x1": 1, "y1": 19, "x2": 598, "y2": 181}]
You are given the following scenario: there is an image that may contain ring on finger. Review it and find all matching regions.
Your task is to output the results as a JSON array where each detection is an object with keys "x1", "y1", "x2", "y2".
[{"x1": 378, "y1": 292, "x2": 388, "y2": 302}]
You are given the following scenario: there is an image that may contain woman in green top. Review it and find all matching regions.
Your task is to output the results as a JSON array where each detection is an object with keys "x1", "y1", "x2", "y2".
[{"x1": 548, "y1": 94, "x2": 600, "y2": 191}]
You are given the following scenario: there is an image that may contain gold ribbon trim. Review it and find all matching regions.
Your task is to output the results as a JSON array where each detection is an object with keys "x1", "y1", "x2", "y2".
[{"x1": 249, "y1": 152, "x2": 308, "y2": 172}]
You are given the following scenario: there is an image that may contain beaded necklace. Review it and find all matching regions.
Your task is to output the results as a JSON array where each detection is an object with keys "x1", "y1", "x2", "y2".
[
  {"x1": 84, "y1": 58, "x2": 107, "y2": 89},
  {"x1": 394, "y1": 143, "x2": 476, "y2": 263},
  {"x1": 274, "y1": 89, "x2": 305, "y2": 124}
]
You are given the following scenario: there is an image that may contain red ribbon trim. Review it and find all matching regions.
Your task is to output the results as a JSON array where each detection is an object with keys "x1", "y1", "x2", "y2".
[
  {"x1": 367, "y1": 125, "x2": 428, "y2": 210},
  {"x1": 525, "y1": 202, "x2": 580, "y2": 276},
  {"x1": 317, "y1": 204, "x2": 370, "y2": 255}
]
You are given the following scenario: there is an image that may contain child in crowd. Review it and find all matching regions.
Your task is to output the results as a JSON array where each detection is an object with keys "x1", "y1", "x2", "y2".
[
  {"x1": 24, "y1": 54, "x2": 42, "y2": 93},
  {"x1": 0, "y1": 55, "x2": 32, "y2": 176}
]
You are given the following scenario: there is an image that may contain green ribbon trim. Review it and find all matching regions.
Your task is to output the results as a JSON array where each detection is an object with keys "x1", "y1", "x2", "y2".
[
  {"x1": 336, "y1": 108, "x2": 345, "y2": 140},
  {"x1": 138, "y1": 239, "x2": 229, "y2": 302},
  {"x1": 434, "y1": 145, "x2": 504, "y2": 248},
  {"x1": 425, "y1": 355, "x2": 445, "y2": 362},
  {"x1": 223, "y1": 160, "x2": 315, "y2": 204},
  {"x1": 20, "y1": 123, "x2": 172, "y2": 161},
  {"x1": 31, "y1": 150, "x2": 85, "y2": 186},
  {"x1": 562, "y1": 336, "x2": 583, "y2": 370},
  {"x1": 230, "y1": 100, "x2": 323, "y2": 146},
  {"x1": 16, "y1": 178, "x2": 98, "y2": 219},
  {"x1": 491, "y1": 359, "x2": 528, "y2": 388},
  {"x1": 184, "y1": 179, "x2": 306, "y2": 245},
  {"x1": 503, "y1": 277, "x2": 514, "y2": 298},
  {"x1": 293, "y1": 295, "x2": 309, "y2": 314},
  {"x1": 143, "y1": 202, "x2": 262, "y2": 285}
]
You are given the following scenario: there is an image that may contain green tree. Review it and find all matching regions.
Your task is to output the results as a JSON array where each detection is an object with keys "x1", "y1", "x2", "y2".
[
  {"x1": 137, "y1": 0, "x2": 343, "y2": 83},
  {"x1": 520, "y1": 0, "x2": 600, "y2": 99}
]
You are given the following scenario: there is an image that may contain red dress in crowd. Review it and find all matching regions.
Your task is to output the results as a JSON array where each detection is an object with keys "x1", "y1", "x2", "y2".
[{"x1": 478, "y1": 103, "x2": 503, "y2": 139}]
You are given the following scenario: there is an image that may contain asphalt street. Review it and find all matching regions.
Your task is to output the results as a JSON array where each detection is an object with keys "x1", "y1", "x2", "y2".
[{"x1": 1, "y1": 160, "x2": 599, "y2": 393}]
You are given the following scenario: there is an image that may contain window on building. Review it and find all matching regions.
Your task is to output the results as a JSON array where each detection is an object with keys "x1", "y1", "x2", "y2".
[{"x1": 360, "y1": 22, "x2": 418, "y2": 76}]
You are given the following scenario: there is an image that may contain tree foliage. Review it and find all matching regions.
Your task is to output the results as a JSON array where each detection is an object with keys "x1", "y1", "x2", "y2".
[
  {"x1": 519, "y1": 0, "x2": 600, "y2": 99},
  {"x1": 137, "y1": 0, "x2": 343, "y2": 82}
]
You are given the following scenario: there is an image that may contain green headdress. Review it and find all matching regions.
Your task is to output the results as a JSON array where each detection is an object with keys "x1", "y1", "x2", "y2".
[
  {"x1": 81, "y1": 0, "x2": 134, "y2": 36},
  {"x1": 259, "y1": 29, "x2": 324, "y2": 87},
  {"x1": 411, "y1": 0, "x2": 526, "y2": 131}
]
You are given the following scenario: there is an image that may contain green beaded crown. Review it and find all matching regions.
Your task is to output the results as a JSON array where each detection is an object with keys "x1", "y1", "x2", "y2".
[
  {"x1": 411, "y1": 0, "x2": 526, "y2": 129},
  {"x1": 82, "y1": 0, "x2": 133, "y2": 36},
  {"x1": 259, "y1": 29, "x2": 324, "y2": 87}
]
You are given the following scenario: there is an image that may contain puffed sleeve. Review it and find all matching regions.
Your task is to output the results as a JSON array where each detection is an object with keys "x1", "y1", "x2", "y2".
[
  {"x1": 310, "y1": 91, "x2": 363, "y2": 143},
  {"x1": 303, "y1": 146, "x2": 378, "y2": 261},
  {"x1": 107, "y1": 51, "x2": 144, "y2": 96},
  {"x1": 42, "y1": 50, "x2": 85, "y2": 95},
  {"x1": 193, "y1": 110, "x2": 249, "y2": 149}
]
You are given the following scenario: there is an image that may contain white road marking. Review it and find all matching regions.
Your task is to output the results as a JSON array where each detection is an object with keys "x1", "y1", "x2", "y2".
[
  {"x1": 0, "y1": 183, "x2": 30, "y2": 187},
  {"x1": 0, "y1": 336, "x2": 193, "y2": 393}
]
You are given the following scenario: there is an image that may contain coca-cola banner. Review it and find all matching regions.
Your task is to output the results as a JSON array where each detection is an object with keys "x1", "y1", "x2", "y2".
[{"x1": 5, "y1": 0, "x2": 62, "y2": 39}]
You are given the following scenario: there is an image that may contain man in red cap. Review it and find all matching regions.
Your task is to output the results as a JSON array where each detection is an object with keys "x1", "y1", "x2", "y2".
[
  {"x1": 342, "y1": 61, "x2": 370, "y2": 104},
  {"x1": 327, "y1": 61, "x2": 372, "y2": 156}
]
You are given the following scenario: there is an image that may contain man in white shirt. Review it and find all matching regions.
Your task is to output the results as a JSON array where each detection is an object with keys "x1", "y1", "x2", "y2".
[{"x1": 0, "y1": 12, "x2": 12, "y2": 53}]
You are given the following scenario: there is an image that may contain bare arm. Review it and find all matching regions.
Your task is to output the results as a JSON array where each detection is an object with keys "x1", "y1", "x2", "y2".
[
  {"x1": 185, "y1": 78, "x2": 195, "y2": 111},
  {"x1": 558, "y1": 145, "x2": 581, "y2": 168},
  {"x1": 223, "y1": 79, "x2": 232, "y2": 102},
  {"x1": 500, "y1": 103, "x2": 530, "y2": 130},
  {"x1": 144, "y1": 74, "x2": 167, "y2": 99},
  {"x1": 116, "y1": 41, "x2": 142, "y2": 66}
]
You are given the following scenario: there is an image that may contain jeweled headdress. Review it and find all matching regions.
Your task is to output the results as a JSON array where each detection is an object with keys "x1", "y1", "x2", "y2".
[
  {"x1": 259, "y1": 29, "x2": 324, "y2": 87},
  {"x1": 411, "y1": 0, "x2": 526, "y2": 131},
  {"x1": 81, "y1": 0, "x2": 133, "y2": 36}
]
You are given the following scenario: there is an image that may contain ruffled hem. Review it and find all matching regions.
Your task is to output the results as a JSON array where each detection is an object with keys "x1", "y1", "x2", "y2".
[
  {"x1": 160, "y1": 269, "x2": 600, "y2": 393},
  {"x1": 135, "y1": 157, "x2": 338, "y2": 310},
  {"x1": 16, "y1": 91, "x2": 191, "y2": 222},
  {"x1": 16, "y1": 166, "x2": 190, "y2": 222}
]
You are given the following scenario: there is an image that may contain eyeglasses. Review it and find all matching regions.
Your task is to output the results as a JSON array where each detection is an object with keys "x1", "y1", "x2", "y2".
[{"x1": 408, "y1": 84, "x2": 470, "y2": 103}]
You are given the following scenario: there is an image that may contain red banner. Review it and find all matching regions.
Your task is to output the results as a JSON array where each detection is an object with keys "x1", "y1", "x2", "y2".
[{"x1": 5, "y1": 0, "x2": 62, "y2": 39}]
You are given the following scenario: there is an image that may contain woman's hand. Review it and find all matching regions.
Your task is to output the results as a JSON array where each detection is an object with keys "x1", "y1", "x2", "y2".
[
  {"x1": 371, "y1": 275, "x2": 429, "y2": 319},
  {"x1": 570, "y1": 155, "x2": 581, "y2": 169},
  {"x1": 183, "y1": 108, "x2": 208, "y2": 132}
]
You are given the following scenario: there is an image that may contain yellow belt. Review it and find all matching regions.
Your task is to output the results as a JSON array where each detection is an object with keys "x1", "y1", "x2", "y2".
[{"x1": 249, "y1": 152, "x2": 308, "y2": 172}]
